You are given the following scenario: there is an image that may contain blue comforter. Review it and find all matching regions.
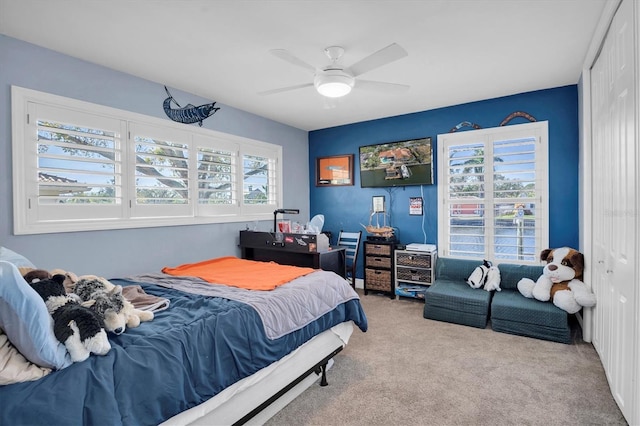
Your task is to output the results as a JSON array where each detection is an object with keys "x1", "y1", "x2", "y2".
[{"x1": 0, "y1": 281, "x2": 367, "y2": 425}]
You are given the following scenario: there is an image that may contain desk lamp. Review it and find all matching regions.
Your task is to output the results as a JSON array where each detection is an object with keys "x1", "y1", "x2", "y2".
[{"x1": 273, "y1": 209, "x2": 299, "y2": 233}]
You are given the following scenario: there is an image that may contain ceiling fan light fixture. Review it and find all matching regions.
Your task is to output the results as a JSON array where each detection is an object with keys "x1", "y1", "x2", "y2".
[{"x1": 314, "y1": 70, "x2": 354, "y2": 98}]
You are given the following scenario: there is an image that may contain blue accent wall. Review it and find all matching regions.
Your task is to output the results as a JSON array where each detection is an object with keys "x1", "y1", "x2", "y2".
[{"x1": 310, "y1": 86, "x2": 579, "y2": 275}]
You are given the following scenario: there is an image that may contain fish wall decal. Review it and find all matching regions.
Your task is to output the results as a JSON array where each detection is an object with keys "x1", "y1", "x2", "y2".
[{"x1": 163, "y1": 86, "x2": 220, "y2": 126}]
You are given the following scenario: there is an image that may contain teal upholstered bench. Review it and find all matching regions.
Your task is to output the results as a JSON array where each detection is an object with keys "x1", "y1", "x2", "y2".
[
  {"x1": 423, "y1": 257, "x2": 572, "y2": 343},
  {"x1": 423, "y1": 257, "x2": 493, "y2": 328}
]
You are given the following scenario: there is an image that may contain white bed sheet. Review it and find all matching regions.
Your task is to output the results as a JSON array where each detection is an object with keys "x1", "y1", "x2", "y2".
[{"x1": 161, "y1": 321, "x2": 355, "y2": 426}]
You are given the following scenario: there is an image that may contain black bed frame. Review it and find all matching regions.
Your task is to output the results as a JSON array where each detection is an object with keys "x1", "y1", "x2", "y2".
[{"x1": 233, "y1": 345, "x2": 344, "y2": 425}]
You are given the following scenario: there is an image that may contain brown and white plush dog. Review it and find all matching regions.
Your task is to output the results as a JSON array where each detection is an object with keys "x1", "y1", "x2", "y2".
[{"x1": 517, "y1": 247, "x2": 596, "y2": 314}]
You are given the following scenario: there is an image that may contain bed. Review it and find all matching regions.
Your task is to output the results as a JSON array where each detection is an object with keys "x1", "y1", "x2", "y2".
[{"x1": 0, "y1": 255, "x2": 368, "y2": 425}]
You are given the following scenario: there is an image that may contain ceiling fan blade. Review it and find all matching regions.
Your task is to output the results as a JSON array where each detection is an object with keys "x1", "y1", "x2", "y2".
[
  {"x1": 258, "y1": 82, "x2": 314, "y2": 96},
  {"x1": 356, "y1": 80, "x2": 410, "y2": 92},
  {"x1": 348, "y1": 43, "x2": 408, "y2": 77},
  {"x1": 269, "y1": 49, "x2": 316, "y2": 73}
]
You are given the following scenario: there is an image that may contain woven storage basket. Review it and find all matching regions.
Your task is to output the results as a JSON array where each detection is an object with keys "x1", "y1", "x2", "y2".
[
  {"x1": 396, "y1": 253, "x2": 431, "y2": 268},
  {"x1": 366, "y1": 244, "x2": 392, "y2": 256},
  {"x1": 365, "y1": 268, "x2": 391, "y2": 291},
  {"x1": 397, "y1": 268, "x2": 432, "y2": 283},
  {"x1": 366, "y1": 256, "x2": 391, "y2": 269}
]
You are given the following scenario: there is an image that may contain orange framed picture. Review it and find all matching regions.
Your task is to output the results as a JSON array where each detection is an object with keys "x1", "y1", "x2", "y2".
[{"x1": 316, "y1": 154, "x2": 354, "y2": 186}]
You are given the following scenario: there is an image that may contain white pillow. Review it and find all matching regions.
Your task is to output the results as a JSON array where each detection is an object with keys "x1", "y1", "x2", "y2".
[{"x1": 0, "y1": 261, "x2": 71, "y2": 369}]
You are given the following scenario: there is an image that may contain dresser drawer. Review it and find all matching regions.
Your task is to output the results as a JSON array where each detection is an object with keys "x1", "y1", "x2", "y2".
[
  {"x1": 365, "y1": 243, "x2": 392, "y2": 256},
  {"x1": 397, "y1": 267, "x2": 432, "y2": 283},
  {"x1": 396, "y1": 252, "x2": 432, "y2": 268},
  {"x1": 366, "y1": 256, "x2": 391, "y2": 269},
  {"x1": 365, "y1": 268, "x2": 392, "y2": 291}
]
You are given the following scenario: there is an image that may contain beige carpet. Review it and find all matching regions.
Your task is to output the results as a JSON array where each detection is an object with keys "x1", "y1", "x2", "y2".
[{"x1": 266, "y1": 291, "x2": 627, "y2": 426}]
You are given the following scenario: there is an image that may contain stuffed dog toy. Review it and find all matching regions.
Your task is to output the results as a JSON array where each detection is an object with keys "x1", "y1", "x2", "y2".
[
  {"x1": 28, "y1": 274, "x2": 111, "y2": 362},
  {"x1": 467, "y1": 260, "x2": 491, "y2": 289},
  {"x1": 50, "y1": 268, "x2": 79, "y2": 294},
  {"x1": 74, "y1": 276, "x2": 154, "y2": 334},
  {"x1": 483, "y1": 264, "x2": 501, "y2": 292},
  {"x1": 517, "y1": 247, "x2": 596, "y2": 313},
  {"x1": 23, "y1": 268, "x2": 79, "y2": 294},
  {"x1": 467, "y1": 260, "x2": 501, "y2": 291},
  {"x1": 22, "y1": 268, "x2": 52, "y2": 284}
]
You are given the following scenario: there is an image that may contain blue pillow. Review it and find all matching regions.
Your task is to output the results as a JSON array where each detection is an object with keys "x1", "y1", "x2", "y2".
[{"x1": 0, "y1": 261, "x2": 71, "y2": 369}]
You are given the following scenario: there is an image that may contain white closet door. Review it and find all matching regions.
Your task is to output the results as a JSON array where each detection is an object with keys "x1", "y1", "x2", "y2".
[{"x1": 590, "y1": 0, "x2": 637, "y2": 423}]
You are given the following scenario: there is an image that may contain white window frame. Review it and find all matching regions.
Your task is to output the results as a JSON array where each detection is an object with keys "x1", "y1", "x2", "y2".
[
  {"x1": 437, "y1": 121, "x2": 549, "y2": 264},
  {"x1": 11, "y1": 86, "x2": 283, "y2": 235}
]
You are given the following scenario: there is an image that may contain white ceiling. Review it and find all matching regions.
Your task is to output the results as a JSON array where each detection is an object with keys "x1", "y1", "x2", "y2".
[{"x1": 0, "y1": 0, "x2": 607, "y2": 131}]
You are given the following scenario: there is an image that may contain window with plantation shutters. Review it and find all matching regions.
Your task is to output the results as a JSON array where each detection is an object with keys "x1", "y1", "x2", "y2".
[
  {"x1": 437, "y1": 122, "x2": 548, "y2": 263},
  {"x1": 12, "y1": 86, "x2": 283, "y2": 234}
]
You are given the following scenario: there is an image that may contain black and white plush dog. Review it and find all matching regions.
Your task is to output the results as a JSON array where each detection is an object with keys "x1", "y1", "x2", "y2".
[
  {"x1": 467, "y1": 260, "x2": 501, "y2": 291},
  {"x1": 467, "y1": 260, "x2": 492, "y2": 289},
  {"x1": 29, "y1": 275, "x2": 111, "y2": 362}
]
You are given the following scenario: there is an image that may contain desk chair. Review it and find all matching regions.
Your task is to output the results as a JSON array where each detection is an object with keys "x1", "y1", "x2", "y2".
[{"x1": 337, "y1": 230, "x2": 362, "y2": 288}]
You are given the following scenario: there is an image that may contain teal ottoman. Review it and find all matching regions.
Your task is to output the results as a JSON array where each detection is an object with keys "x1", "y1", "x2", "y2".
[
  {"x1": 423, "y1": 257, "x2": 492, "y2": 329},
  {"x1": 490, "y1": 292, "x2": 571, "y2": 343},
  {"x1": 490, "y1": 263, "x2": 570, "y2": 344}
]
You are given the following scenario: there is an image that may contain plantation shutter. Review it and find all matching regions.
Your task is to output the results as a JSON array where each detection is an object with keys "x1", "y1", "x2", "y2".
[
  {"x1": 23, "y1": 102, "x2": 126, "y2": 228},
  {"x1": 195, "y1": 134, "x2": 239, "y2": 216},
  {"x1": 445, "y1": 140, "x2": 488, "y2": 258},
  {"x1": 492, "y1": 135, "x2": 540, "y2": 261},
  {"x1": 438, "y1": 122, "x2": 548, "y2": 263},
  {"x1": 241, "y1": 145, "x2": 280, "y2": 215},
  {"x1": 128, "y1": 123, "x2": 192, "y2": 218}
]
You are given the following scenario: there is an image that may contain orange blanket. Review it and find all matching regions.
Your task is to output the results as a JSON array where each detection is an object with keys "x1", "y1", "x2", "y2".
[{"x1": 161, "y1": 256, "x2": 316, "y2": 291}]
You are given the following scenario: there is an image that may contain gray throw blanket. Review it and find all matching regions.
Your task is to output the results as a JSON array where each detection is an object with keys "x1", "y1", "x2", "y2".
[{"x1": 125, "y1": 270, "x2": 360, "y2": 339}]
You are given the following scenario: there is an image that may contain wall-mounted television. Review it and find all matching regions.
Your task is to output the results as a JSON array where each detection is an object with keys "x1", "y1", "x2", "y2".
[{"x1": 359, "y1": 137, "x2": 433, "y2": 188}]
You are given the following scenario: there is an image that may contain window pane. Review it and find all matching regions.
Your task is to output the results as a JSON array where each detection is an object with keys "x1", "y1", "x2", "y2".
[
  {"x1": 37, "y1": 120, "x2": 120, "y2": 205},
  {"x1": 448, "y1": 143, "x2": 486, "y2": 199},
  {"x1": 449, "y1": 211, "x2": 485, "y2": 258},
  {"x1": 493, "y1": 202, "x2": 537, "y2": 261},
  {"x1": 243, "y1": 154, "x2": 270, "y2": 205},
  {"x1": 198, "y1": 147, "x2": 235, "y2": 205},
  {"x1": 134, "y1": 136, "x2": 189, "y2": 205},
  {"x1": 493, "y1": 137, "x2": 536, "y2": 201}
]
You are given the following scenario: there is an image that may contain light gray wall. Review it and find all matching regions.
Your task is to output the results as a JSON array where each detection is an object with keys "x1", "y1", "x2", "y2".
[{"x1": 0, "y1": 35, "x2": 309, "y2": 277}]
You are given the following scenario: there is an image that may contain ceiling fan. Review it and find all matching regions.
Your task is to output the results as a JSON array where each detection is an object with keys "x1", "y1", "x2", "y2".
[{"x1": 259, "y1": 43, "x2": 409, "y2": 98}]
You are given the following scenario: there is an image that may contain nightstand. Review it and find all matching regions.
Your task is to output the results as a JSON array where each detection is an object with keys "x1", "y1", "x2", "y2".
[
  {"x1": 363, "y1": 240, "x2": 396, "y2": 298},
  {"x1": 394, "y1": 248, "x2": 437, "y2": 300}
]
